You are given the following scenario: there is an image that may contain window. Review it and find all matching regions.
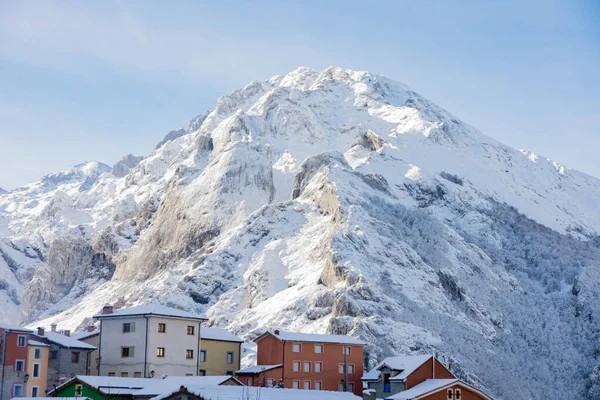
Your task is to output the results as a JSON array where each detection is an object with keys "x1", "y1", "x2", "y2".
[
  {"x1": 157, "y1": 347, "x2": 165, "y2": 357},
  {"x1": 314, "y1": 381, "x2": 322, "y2": 390},
  {"x1": 75, "y1": 384, "x2": 83, "y2": 396},
  {"x1": 121, "y1": 346, "x2": 134, "y2": 357},
  {"x1": 186, "y1": 349, "x2": 194, "y2": 359},
  {"x1": 50, "y1": 350, "x2": 58, "y2": 360},
  {"x1": 108, "y1": 372, "x2": 115, "y2": 377},
  {"x1": 314, "y1": 344, "x2": 323, "y2": 354},
  {"x1": 226, "y1": 351, "x2": 234, "y2": 364},
  {"x1": 134, "y1": 372, "x2": 142, "y2": 378},
  {"x1": 292, "y1": 381, "x2": 300, "y2": 389},
  {"x1": 121, "y1": 372, "x2": 129, "y2": 377},
  {"x1": 338, "y1": 363, "x2": 345, "y2": 374},
  {"x1": 292, "y1": 343, "x2": 301, "y2": 352},
  {"x1": 71, "y1": 351, "x2": 80, "y2": 363},
  {"x1": 122, "y1": 322, "x2": 135, "y2": 333},
  {"x1": 303, "y1": 381, "x2": 310, "y2": 390},
  {"x1": 383, "y1": 373, "x2": 391, "y2": 393},
  {"x1": 15, "y1": 359, "x2": 24, "y2": 372},
  {"x1": 17, "y1": 335, "x2": 26, "y2": 347},
  {"x1": 186, "y1": 373, "x2": 193, "y2": 377},
  {"x1": 343, "y1": 346, "x2": 351, "y2": 355},
  {"x1": 293, "y1": 361, "x2": 300, "y2": 372},
  {"x1": 34, "y1": 348, "x2": 41, "y2": 359},
  {"x1": 455, "y1": 388, "x2": 462, "y2": 400},
  {"x1": 447, "y1": 389, "x2": 454, "y2": 400},
  {"x1": 338, "y1": 382, "x2": 345, "y2": 392},
  {"x1": 315, "y1": 362, "x2": 322, "y2": 373},
  {"x1": 266, "y1": 378, "x2": 274, "y2": 387},
  {"x1": 200, "y1": 350, "x2": 207, "y2": 362},
  {"x1": 347, "y1": 364, "x2": 355, "y2": 374},
  {"x1": 33, "y1": 363, "x2": 40, "y2": 377},
  {"x1": 348, "y1": 383, "x2": 354, "y2": 392},
  {"x1": 247, "y1": 378, "x2": 252, "y2": 386},
  {"x1": 31, "y1": 387, "x2": 39, "y2": 397},
  {"x1": 199, "y1": 369, "x2": 206, "y2": 376},
  {"x1": 158, "y1": 323, "x2": 166, "y2": 333},
  {"x1": 187, "y1": 325, "x2": 195, "y2": 335},
  {"x1": 13, "y1": 384, "x2": 24, "y2": 397},
  {"x1": 303, "y1": 361, "x2": 311, "y2": 373}
]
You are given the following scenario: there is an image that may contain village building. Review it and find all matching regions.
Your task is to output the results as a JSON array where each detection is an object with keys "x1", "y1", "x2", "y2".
[
  {"x1": 198, "y1": 327, "x2": 243, "y2": 376},
  {"x1": 0, "y1": 325, "x2": 33, "y2": 399},
  {"x1": 240, "y1": 329, "x2": 365, "y2": 396},
  {"x1": 93, "y1": 304, "x2": 207, "y2": 378},
  {"x1": 362, "y1": 355, "x2": 455, "y2": 399},
  {"x1": 49, "y1": 374, "x2": 242, "y2": 399},
  {"x1": 381, "y1": 379, "x2": 494, "y2": 400},
  {"x1": 33, "y1": 325, "x2": 97, "y2": 390},
  {"x1": 72, "y1": 326, "x2": 100, "y2": 376},
  {"x1": 235, "y1": 364, "x2": 283, "y2": 387},
  {"x1": 26, "y1": 339, "x2": 49, "y2": 397}
]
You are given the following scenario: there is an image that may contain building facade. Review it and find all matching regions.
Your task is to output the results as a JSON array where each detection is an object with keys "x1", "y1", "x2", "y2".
[
  {"x1": 0, "y1": 325, "x2": 33, "y2": 400},
  {"x1": 26, "y1": 339, "x2": 49, "y2": 397},
  {"x1": 199, "y1": 327, "x2": 243, "y2": 376},
  {"x1": 72, "y1": 326, "x2": 100, "y2": 376},
  {"x1": 94, "y1": 304, "x2": 207, "y2": 378},
  {"x1": 251, "y1": 329, "x2": 365, "y2": 396}
]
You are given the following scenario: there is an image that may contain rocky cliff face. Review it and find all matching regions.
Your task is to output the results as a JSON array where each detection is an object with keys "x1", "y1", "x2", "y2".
[{"x1": 1, "y1": 67, "x2": 600, "y2": 399}]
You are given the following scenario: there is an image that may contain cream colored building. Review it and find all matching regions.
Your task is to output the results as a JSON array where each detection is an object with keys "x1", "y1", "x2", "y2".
[
  {"x1": 199, "y1": 327, "x2": 243, "y2": 376},
  {"x1": 27, "y1": 339, "x2": 49, "y2": 397},
  {"x1": 94, "y1": 304, "x2": 207, "y2": 378}
]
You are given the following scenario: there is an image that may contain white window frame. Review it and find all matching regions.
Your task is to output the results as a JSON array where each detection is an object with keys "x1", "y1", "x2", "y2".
[
  {"x1": 266, "y1": 378, "x2": 274, "y2": 387},
  {"x1": 31, "y1": 386, "x2": 39, "y2": 397},
  {"x1": 347, "y1": 363, "x2": 355, "y2": 374},
  {"x1": 292, "y1": 380, "x2": 300, "y2": 389},
  {"x1": 200, "y1": 349, "x2": 207, "y2": 362},
  {"x1": 314, "y1": 381, "x2": 322, "y2": 390},
  {"x1": 34, "y1": 348, "x2": 41, "y2": 359},
  {"x1": 343, "y1": 346, "x2": 351, "y2": 355},
  {"x1": 303, "y1": 380, "x2": 310, "y2": 390},
  {"x1": 338, "y1": 363, "x2": 345, "y2": 374},
  {"x1": 454, "y1": 388, "x2": 462, "y2": 399},
  {"x1": 17, "y1": 335, "x2": 26, "y2": 347},
  {"x1": 157, "y1": 347, "x2": 165, "y2": 357},
  {"x1": 292, "y1": 343, "x2": 301, "y2": 353},
  {"x1": 315, "y1": 361, "x2": 322, "y2": 373},
  {"x1": 293, "y1": 360, "x2": 300, "y2": 372},
  {"x1": 13, "y1": 384, "x2": 24, "y2": 397},
  {"x1": 314, "y1": 344, "x2": 323, "y2": 354},
  {"x1": 33, "y1": 363, "x2": 40, "y2": 377},
  {"x1": 226, "y1": 351, "x2": 234, "y2": 364},
  {"x1": 303, "y1": 361, "x2": 311, "y2": 372},
  {"x1": 15, "y1": 359, "x2": 25, "y2": 372}
]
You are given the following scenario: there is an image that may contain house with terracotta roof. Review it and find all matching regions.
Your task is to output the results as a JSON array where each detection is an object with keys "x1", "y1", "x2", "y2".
[
  {"x1": 241, "y1": 329, "x2": 366, "y2": 396},
  {"x1": 383, "y1": 378, "x2": 494, "y2": 400}
]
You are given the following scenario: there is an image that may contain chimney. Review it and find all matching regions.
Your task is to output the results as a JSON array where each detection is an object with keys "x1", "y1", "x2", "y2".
[
  {"x1": 37, "y1": 327, "x2": 45, "y2": 336},
  {"x1": 102, "y1": 305, "x2": 114, "y2": 315},
  {"x1": 86, "y1": 325, "x2": 96, "y2": 332},
  {"x1": 274, "y1": 329, "x2": 280, "y2": 335},
  {"x1": 63, "y1": 330, "x2": 71, "y2": 337},
  {"x1": 51, "y1": 323, "x2": 57, "y2": 332}
]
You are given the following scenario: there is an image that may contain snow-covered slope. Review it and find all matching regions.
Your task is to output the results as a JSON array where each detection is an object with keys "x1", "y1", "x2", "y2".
[{"x1": 1, "y1": 67, "x2": 600, "y2": 400}]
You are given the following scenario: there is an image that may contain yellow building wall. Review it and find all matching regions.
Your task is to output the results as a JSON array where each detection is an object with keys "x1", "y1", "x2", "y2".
[
  {"x1": 27, "y1": 345, "x2": 49, "y2": 396},
  {"x1": 200, "y1": 339, "x2": 241, "y2": 376}
]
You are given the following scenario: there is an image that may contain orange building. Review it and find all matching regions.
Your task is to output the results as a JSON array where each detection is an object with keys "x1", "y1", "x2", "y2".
[
  {"x1": 239, "y1": 329, "x2": 365, "y2": 396},
  {"x1": 0, "y1": 325, "x2": 33, "y2": 399}
]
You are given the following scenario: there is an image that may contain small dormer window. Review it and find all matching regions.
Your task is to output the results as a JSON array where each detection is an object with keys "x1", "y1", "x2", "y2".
[
  {"x1": 447, "y1": 389, "x2": 454, "y2": 400},
  {"x1": 455, "y1": 388, "x2": 462, "y2": 399}
]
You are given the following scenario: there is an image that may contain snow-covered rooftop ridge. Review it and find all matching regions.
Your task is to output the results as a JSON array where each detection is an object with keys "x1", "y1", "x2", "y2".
[
  {"x1": 0, "y1": 324, "x2": 33, "y2": 332},
  {"x1": 72, "y1": 327, "x2": 100, "y2": 340},
  {"x1": 28, "y1": 339, "x2": 49, "y2": 347},
  {"x1": 362, "y1": 355, "x2": 432, "y2": 381},
  {"x1": 260, "y1": 329, "x2": 367, "y2": 345},
  {"x1": 236, "y1": 365, "x2": 283, "y2": 374},
  {"x1": 201, "y1": 326, "x2": 243, "y2": 342},
  {"x1": 35, "y1": 331, "x2": 96, "y2": 350},
  {"x1": 93, "y1": 303, "x2": 207, "y2": 321},
  {"x1": 386, "y1": 379, "x2": 459, "y2": 399},
  {"x1": 151, "y1": 385, "x2": 362, "y2": 400}
]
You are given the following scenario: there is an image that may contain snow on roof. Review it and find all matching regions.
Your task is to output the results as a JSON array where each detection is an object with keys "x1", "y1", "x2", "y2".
[
  {"x1": 386, "y1": 379, "x2": 458, "y2": 399},
  {"x1": 72, "y1": 327, "x2": 100, "y2": 340},
  {"x1": 362, "y1": 355, "x2": 432, "y2": 381},
  {"x1": 0, "y1": 324, "x2": 33, "y2": 333},
  {"x1": 28, "y1": 339, "x2": 49, "y2": 347},
  {"x1": 12, "y1": 398, "x2": 92, "y2": 400},
  {"x1": 94, "y1": 303, "x2": 207, "y2": 321},
  {"x1": 236, "y1": 364, "x2": 283, "y2": 374},
  {"x1": 36, "y1": 331, "x2": 96, "y2": 350},
  {"x1": 151, "y1": 385, "x2": 362, "y2": 400},
  {"x1": 259, "y1": 329, "x2": 367, "y2": 345},
  {"x1": 133, "y1": 376, "x2": 241, "y2": 396},
  {"x1": 201, "y1": 326, "x2": 243, "y2": 342}
]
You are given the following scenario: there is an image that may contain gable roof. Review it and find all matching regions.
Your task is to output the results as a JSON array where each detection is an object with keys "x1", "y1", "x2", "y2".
[
  {"x1": 28, "y1": 339, "x2": 49, "y2": 347},
  {"x1": 35, "y1": 331, "x2": 96, "y2": 350},
  {"x1": 362, "y1": 355, "x2": 432, "y2": 381},
  {"x1": 93, "y1": 304, "x2": 207, "y2": 321},
  {"x1": 0, "y1": 324, "x2": 33, "y2": 333},
  {"x1": 235, "y1": 364, "x2": 283, "y2": 374},
  {"x1": 256, "y1": 329, "x2": 366, "y2": 346},
  {"x1": 72, "y1": 327, "x2": 100, "y2": 341},
  {"x1": 151, "y1": 385, "x2": 362, "y2": 400},
  {"x1": 385, "y1": 379, "x2": 494, "y2": 400},
  {"x1": 50, "y1": 375, "x2": 242, "y2": 397},
  {"x1": 201, "y1": 326, "x2": 243, "y2": 343}
]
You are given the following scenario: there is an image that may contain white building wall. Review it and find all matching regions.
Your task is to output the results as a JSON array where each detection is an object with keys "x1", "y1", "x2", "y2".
[{"x1": 98, "y1": 315, "x2": 202, "y2": 377}]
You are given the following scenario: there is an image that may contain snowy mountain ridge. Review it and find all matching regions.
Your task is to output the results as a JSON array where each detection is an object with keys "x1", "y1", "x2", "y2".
[{"x1": 1, "y1": 66, "x2": 600, "y2": 399}]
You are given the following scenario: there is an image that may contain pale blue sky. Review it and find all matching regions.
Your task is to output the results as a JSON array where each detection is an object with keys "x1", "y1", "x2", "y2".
[{"x1": 1, "y1": 0, "x2": 599, "y2": 189}]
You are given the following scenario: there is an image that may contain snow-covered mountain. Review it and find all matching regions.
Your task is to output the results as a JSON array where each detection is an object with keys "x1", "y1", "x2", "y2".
[{"x1": 1, "y1": 67, "x2": 600, "y2": 399}]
